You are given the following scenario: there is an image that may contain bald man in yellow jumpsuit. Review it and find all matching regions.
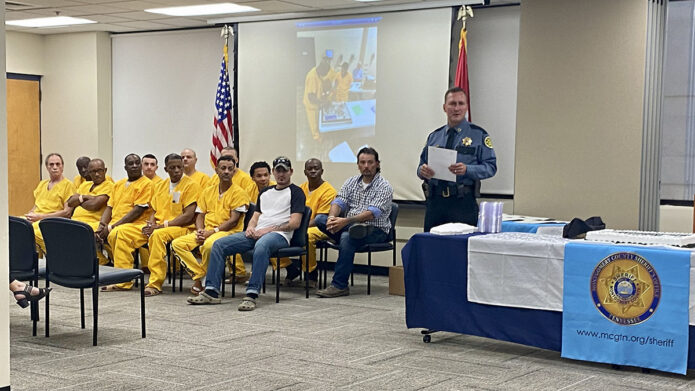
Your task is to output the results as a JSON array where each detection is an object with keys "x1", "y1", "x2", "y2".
[{"x1": 182, "y1": 148, "x2": 210, "y2": 189}]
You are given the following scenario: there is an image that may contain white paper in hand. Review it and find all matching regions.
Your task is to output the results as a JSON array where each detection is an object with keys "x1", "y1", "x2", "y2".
[{"x1": 427, "y1": 146, "x2": 456, "y2": 182}]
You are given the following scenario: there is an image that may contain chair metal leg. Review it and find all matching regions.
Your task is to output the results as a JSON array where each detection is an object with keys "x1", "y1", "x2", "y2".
[
  {"x1": 92, "y1": 285, "x2": 99, "y2": 346},
  {"x1": 169, "y1": 244, "x2": 175, "y2": 293},
  {"x1": 231, "y1": 256, "x2": 236, "y2": 298},
  {"x1": 167, "y1": 244, "x2": 172, "y2": 286},
  {"x1": 323, "y1": 247, "x2": 328, "y2": 289},
  {"x1": 179, "y1": 257, "x2": 183, "y2": 293},
  {"x1": 32, "y1": 274, "x2": 39, "y2": 336},
  {"x1": 275, "y1": 257, "x2": 280, "y2": 303},
  {"x1": 133, "y1": 250, "x2": 140, "y2": 288},
  {"x1": 140, "y1": 275, "x2": 146, "y2": 338},
  {"x1": 31, "y1": 300, "x2": 37, "y2": 337},
  {"x1": 80, "y1": 288, "x2": 86, "y2": 328},
  {"x1": 44, "y1": 279, "x2": 50, "y2": 338},
  {"x1": 368, "y1": 251, "x2": 372, "y2": 295},
  {"x1": 221, "y1": 259, "x2": 226, "y2": 297},
  {"x1": 304, "y1": 255, "x2": 309, "y2": 299}
]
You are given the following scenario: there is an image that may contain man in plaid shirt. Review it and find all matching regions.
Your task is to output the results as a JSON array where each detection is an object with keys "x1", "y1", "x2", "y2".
[{"x1": 315, "y1": 147, "x2": 393, "y2": 298}]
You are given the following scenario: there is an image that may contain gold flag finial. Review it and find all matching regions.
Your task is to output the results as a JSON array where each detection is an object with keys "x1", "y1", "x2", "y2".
[
  {"x1": 458, "y1": 6, "x2": 474, "y2": 29},
  {"x1": 220, "y1": 25, "x2": 233, "y2": 40}
]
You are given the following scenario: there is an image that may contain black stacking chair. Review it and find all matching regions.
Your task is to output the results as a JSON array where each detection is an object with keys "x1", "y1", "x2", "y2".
[
  {"x1": 317, "y1": 202, "x2": 399, "y2": 294},
  {"x1": 9, "y1": 216, "x2": 46, "y2": 336},
  {"x1": 263, "y1": 206, "x2": 312, "y2": 302},
  {"x1": 222, "y1": 203, "x2": 255, "y2": 298},
  {"x1": 39, "y1": 218, "x2": 146, "y2": 346}
]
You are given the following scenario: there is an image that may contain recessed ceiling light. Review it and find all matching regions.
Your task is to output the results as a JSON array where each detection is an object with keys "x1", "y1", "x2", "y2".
[
  {"x1": 145, "y1": 2, "x2": 259, "y2": 16},
  {"x1": 6, "y1": 16, "x2": 97, "y2": 28}
]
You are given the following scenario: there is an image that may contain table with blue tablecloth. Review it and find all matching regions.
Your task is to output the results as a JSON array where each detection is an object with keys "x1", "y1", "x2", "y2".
[
  {"x1": 401, "y1": 232, "x2": 695, "y2": 368},
  {"x1": 501, "y1": 220, "x2": 566, "y2": 233}
]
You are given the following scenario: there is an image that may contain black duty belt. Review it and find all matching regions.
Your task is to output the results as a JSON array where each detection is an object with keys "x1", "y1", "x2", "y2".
[{"x1": 429, "y1": 184, "x2": 474, "y2": 198}]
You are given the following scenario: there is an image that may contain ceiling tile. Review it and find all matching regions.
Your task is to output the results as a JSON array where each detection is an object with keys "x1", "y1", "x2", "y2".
[
  {"x1": 152, "y1": 17, "x2": 209, "y2": 27},
  {"x1": 242, "y1": 1, "x2": 314, "y2": 12},
  {"x1": 95, "y1": 1, "x2": 163, "y2": 11},
  {"x1": 86, "y1": 13, "x2": 135, "y2": 22},
  {"x1": 110, "y1": 20, "x2": 174, "y2": 29},
  {"x1": 10, "y1": 0, "x2": 83, "y2": 7},
  {"x1": 55, "y1": 4, "x2": 132, "y2": 15},
  {"x1": 108, "y1": 10, "x2": 173, "y2": 20}
]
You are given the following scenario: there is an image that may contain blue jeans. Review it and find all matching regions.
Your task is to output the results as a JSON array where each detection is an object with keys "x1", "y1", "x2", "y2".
[
  {"x1": 314, "y1": 215, "x2": 388, "y2": 290},
  {"x1": 206, "y1": 231, "x2": 289, "y2": 295}
]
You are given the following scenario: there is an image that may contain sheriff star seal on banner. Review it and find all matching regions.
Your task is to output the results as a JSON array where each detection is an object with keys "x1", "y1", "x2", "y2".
[
  {"x1": 590, "y1": 252, "x2": 661, "y2": 325},
  {"x1": 484, "y1": 136, "x2": 493, "y2": 148}
]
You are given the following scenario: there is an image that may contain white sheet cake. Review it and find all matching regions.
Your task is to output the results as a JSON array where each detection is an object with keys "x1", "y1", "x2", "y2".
[{"x1": 585, "y1": 229, "x2": 695, "y2": 247}]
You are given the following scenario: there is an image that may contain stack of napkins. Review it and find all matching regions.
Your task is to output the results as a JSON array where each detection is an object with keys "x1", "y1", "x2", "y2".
[{"x1": 430, "y1": 223, "x2": 478, "y2": 235}]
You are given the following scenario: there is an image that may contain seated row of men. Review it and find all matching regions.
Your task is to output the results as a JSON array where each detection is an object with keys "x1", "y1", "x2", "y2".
[{"x1": 22, "y1": 146, "x2": 393, "y2": 311}]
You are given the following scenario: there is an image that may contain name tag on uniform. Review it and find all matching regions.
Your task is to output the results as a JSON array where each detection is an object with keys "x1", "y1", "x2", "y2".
[
  {"x1": 456, "y1": 146, "x2": 476, "y2": 155},
  {"x1": 172, "y1": 191, "x2": 181, "y2": 203}
]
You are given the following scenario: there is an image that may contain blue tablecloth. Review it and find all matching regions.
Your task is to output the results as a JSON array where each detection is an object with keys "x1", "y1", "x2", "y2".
[
  {"x1": 501, "y1": 221, "x2": 566, "y2": 233},
  {"x1": 401, "y1": 233, "x2": 695, "y2": 368}
]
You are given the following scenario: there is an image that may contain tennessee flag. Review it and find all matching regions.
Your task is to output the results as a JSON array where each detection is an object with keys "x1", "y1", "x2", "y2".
[{"x1": 454, "y1": 25, "x2": 471, "y2": 121}]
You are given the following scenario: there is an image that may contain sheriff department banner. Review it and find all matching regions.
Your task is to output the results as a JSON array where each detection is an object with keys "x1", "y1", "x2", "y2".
[{"x1": 561, "y1": 242, "x2": 690, "y2": 374}]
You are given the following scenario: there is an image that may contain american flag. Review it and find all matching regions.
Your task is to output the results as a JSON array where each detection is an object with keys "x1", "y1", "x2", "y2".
[{"x1": 210, "y1": 46, "x2": 233, "y2": 167}]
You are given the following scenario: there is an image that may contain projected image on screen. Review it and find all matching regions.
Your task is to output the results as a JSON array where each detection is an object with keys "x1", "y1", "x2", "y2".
[{"x1": 296, "y1": 18, "x2": 379, "y2": 163}]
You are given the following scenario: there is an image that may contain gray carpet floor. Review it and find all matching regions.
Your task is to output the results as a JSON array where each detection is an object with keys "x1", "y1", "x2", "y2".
[{"x1": 8, "y1": 272, "x2": 695, "y2": 390}]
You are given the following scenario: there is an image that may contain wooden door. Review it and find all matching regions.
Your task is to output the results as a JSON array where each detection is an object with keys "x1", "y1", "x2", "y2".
[{"x1": 7, "y1": 77, "x2": 41, "y2": 216}]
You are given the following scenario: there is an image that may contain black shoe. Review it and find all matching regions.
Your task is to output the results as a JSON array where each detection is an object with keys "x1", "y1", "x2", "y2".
[{"x1": 348, "y1": 223, "x2": 374, "y2": 240}]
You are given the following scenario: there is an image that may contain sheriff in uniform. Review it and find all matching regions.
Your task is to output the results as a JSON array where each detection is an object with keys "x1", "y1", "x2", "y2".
[{"x1": 418, "y1": 87, "x2": 497, "y2": 232}]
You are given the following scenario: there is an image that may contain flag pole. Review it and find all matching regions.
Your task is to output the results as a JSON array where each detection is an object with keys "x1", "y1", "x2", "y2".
[
  {"x1": 210, "y1": 25, "x2": 235, "y2": 169},
  {"x1": 221, "y1": 25, "x2": 233, "y2": 73},
  {"x1": 455, "y1": 5, "x2": 473, "y2": 121}
]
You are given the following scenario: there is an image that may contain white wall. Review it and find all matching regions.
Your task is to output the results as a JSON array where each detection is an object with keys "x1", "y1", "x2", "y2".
[
  {"x1": 514, "y1": 0, "x2": 647, "y2": 229},
  {"x1": 41, "y1": 32, "x2": 112, "y2": 180},
  {"x1": 6, "y1": 31, "x2": 43, "y2": 75},
  {"x1": 112, "y1": 29, "x2": 221, "y2": 179}
]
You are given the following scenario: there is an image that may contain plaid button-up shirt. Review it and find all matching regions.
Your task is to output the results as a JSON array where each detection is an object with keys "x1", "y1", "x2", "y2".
[{"x1": 333, "y1": 173, "x2": 393, "y2": 234}]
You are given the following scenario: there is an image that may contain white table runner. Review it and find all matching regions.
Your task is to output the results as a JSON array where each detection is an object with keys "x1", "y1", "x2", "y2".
[{"x1": 467, "y1": 232, "x2": 695, "y2": 325}]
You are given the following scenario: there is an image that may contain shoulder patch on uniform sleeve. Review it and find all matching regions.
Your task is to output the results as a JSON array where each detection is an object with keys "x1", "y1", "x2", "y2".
[{"x1": 484, "y1": 136, "x2": 493, "y2": 148}]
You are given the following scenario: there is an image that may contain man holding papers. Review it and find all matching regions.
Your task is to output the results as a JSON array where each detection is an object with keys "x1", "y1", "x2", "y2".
[{"x1": 417, "y1": 87, "x2": 497, "y2": 232}]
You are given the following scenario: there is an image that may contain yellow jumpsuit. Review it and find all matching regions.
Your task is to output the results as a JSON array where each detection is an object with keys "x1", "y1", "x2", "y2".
[
  {"x1": 209, "y1": 169, "x2": 258, "y2": 273},
  {"x1": 72, "y1": 180, "x2": 114, "y2": 265},
  {"x1": 333, "y1": 71, "x2": 353, "y2": 102},
  {"x1": 74, "y1": 174, "x2": 114, "y2": 188},
  {"x1": 303, "y1": 67, "x2": 323, "y2": 140},
  {"x1": 144, "y1": 176, "x2": 201, "y2": 291},
  {"x1": 138, "y1": 174, "x2": 165, "y2": 268},
  {"x1": 31, "y1": 178, "x2": 76, "y2": 253},
  {"x1": 172, "y1": 183, "x2": 250, "y2": 281},
  {"x1": 186, "y1": 171, "x2": 210, "y2": 189},
  {"x1": 106, "y1": 176, "x2": 153, "y2": 289}
]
